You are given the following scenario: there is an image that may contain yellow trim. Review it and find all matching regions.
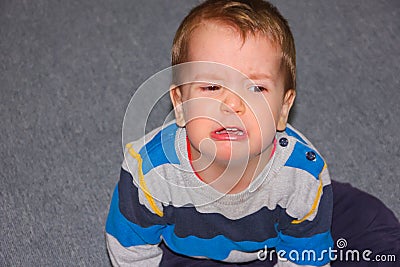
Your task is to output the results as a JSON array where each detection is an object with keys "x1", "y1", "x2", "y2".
[
  {"x1": 291, "y1": 163, "x2": 327, "y2": 224},
  {"x1": 126, "y1": 143, "x2": 164, "y2": 217}
]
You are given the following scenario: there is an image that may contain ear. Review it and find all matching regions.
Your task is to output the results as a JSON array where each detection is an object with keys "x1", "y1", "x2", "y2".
[
  {"x1": 169, "y1": 84, "x2": 186, "y2": 127},
  {"x1": 277, "y1": 89, "x2": 296, "y2": 131}
]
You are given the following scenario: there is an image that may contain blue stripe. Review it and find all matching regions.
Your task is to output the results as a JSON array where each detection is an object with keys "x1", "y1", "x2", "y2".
[
  {"x1": 276, "y1": 230, "x2": 333, "y2": 265},
  {"x1": 284, "y1": 142, "x2": 324, "y2": 180},
  {"x1": 105, "y1": 186, "x2": 164, "y2": 247},
  {"x1": 139, "y1": 123, "x2": 180, "y2": 175},
  {"x1": 162, "y1": 225, "x2": 279, "y2": 261},
  {"x1": 285, "y1": 127, "x2": 307, "y2": 144}
]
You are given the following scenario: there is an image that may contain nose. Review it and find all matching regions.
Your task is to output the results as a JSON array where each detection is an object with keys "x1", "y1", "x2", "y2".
[{"x1": 220, "y1": 88, "x2": 245, "y2": 115}]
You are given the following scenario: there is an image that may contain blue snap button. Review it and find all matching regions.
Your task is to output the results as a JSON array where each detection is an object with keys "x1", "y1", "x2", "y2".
[
  {"x1": 279, "y1": 137, "x2": 288, "y2": 147},
  {"x1": 306, "y1": 151, "x2": 316, "y2": 161}
]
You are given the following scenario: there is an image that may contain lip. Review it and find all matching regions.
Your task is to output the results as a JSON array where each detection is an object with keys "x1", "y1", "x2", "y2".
[{"x1": 210, "y1": 126, "x2": 248, "y2": 141}]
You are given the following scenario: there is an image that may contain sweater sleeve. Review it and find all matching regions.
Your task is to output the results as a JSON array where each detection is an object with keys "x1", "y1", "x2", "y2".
[
  {"x1": 275, "y1": 165, "x2": 334, "y2": 266},
  {"x1": 105, "y1": 167, "x2": 166, "y2": 266}
]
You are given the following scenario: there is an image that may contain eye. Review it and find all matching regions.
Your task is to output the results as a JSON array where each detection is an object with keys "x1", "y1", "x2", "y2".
[
  {"x1": 200, "y1": 85, "x2": 221, "y2": 91},
  {"x1": 248, "y1": 85, "x2": 268, "y2": 93}
]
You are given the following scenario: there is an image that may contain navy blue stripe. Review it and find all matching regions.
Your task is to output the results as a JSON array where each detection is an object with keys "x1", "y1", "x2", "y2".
[
  {"x1": 170, "y1": 205, "x2": 281, "y2": 242},
  {"x1": 118, "y1": 168, "x2": 166, "y2": 227}
]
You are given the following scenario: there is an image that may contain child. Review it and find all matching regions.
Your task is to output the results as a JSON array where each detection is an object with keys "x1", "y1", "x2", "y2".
[{"x1": 106, "y1": 0, "x2": 398, "y2": 266}]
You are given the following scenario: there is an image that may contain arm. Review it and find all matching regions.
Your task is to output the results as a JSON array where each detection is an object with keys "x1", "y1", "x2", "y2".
[
  {"x1": 106, "y1": 233, "x2": 163, "y2": 266},
  {"x1": 276, "y1": 163, "x2": 334, "y2": 266},
  {"x1": 105, "y1": 168, "x2": 166, "y2": 266}
]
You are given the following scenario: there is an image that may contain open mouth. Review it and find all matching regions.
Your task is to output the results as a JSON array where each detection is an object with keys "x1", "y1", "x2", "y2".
[
  {"x1": 211, "y1": 126, "x2": 247, "y2": 141},
  {"x1": 215, "y1": 127, "x2": 245, "y2": 136}
]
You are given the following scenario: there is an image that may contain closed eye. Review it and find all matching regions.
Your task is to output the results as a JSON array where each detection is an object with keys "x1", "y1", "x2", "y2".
[
  {"x1": 200, "y1": 85, "x2": 221, "y2": 91},
  {"x1": 248, "y1": 85, "x2": 268, "y2": 93}
]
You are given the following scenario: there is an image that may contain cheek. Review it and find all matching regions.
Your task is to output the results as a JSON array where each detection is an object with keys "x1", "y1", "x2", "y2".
[
  {"x1": 182, "y1": 97, "x2": 220, "y2": 123},
  {"x1": 255, "y1": 116, "x2": 276, "y2": 146},
  {"x1": 185, "y1": 119, "x2": 218, "y2": 158},
  {"x1": 246, "y1": 96, "x2": 276, "y2": 126},
  {"x1": 263, "y1": 95, "x2": 284, "y2": 125},
  {"x1": 186, "y1": 118, "x2": 205, "y2": 128},
  {"x1": 185, "y1": 118, "x2": 212, "y2": 140},
  {"x1": 245, "y1": 98, "x2": 277, "y2": 145}
]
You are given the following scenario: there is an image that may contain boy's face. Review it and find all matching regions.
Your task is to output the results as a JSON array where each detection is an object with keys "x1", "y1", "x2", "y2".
[{"x1": 171, "y1": 21, "x2": 295, "y2": 166}]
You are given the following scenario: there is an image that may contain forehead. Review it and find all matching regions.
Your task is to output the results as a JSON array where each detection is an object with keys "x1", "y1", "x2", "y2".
[
  {"x1": 186, "y1": 21, "x2": 284, "y2": 85},
  {"x1": 188, "y1": 20, "x2": 281, "y2": 50}
]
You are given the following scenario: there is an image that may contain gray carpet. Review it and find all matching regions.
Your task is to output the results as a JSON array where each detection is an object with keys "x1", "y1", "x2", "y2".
[{"x1": 1, "y1": 0, "x2": 399, "y2": 266}]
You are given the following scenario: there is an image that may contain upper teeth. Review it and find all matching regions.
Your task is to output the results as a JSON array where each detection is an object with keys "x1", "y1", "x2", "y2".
[
  {"x1": 216, "y1": 128, "x2": 244, "y2": 135},
  {"x1": 226, "y1": 127, "x2": 238, "y2": 131}
]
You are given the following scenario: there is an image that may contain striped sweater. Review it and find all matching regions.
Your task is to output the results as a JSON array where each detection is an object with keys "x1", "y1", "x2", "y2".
[{"x1": 105, "y1": 122, "x2": 333, "y2": 266}]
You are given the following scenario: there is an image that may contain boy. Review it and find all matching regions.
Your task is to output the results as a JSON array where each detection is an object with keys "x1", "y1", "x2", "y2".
[{"x1": 106, "y1": 0, "x2": 333, "y2": 266}]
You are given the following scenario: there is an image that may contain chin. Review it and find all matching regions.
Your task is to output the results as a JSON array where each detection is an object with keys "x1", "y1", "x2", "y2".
[{"x1": 213, "y1": 151, "x2": 252, "y2": 165}]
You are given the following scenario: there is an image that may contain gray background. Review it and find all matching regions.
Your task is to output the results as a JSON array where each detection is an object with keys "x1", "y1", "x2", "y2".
[{"x1": 1, "y1": 0, "x2": 399, "y2": 266}]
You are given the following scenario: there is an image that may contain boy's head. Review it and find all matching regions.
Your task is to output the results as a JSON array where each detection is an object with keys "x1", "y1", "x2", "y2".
[
  {"x1": 169, "y1": 0, "x2": 297, "y2": 170},
  {"x1": 172, "y1": 0, "x2": 296, "y2": 92}
]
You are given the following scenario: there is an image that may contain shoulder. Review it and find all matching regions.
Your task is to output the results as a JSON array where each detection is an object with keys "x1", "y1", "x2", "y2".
[
  {"x1": 123, "y1": 122, "x2": 181, "y2": 175},
  {"x1": 271, "y1": 124, "x2": 332, "y2": 221},
  {"x1": 276, "y1": 124, "x2": 327, "y2": 181},
  {"x1": 120, "y1": 122, "x2": 184, "y2": 214}
]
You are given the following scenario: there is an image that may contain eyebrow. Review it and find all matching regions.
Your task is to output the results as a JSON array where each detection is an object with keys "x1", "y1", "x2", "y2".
[
  {"x1": 193, "y1": 72, "x2": 273, "y2": 80},
  {"x1": 246, "y1": 72, "x2": 273, "y2": 81},
  {"x1": 189, "y1": 72, "x2": 274, "y2": 86},
  {"x1": 192, "y1": 73, "x2": 224, "y2": 81}
]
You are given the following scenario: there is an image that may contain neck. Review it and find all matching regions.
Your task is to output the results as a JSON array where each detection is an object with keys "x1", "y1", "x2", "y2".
[{"x1": 189, "y1": 143, "x2": 274, "y2": 194}]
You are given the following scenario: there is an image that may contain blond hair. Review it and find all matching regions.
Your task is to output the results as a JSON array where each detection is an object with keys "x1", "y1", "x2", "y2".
[{"x1": 171, "y1": 0, "x2": 296, "y2": 91}]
